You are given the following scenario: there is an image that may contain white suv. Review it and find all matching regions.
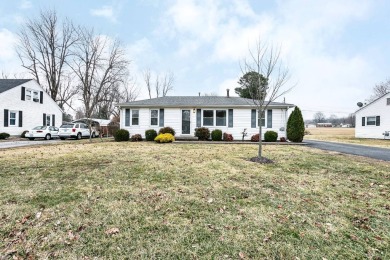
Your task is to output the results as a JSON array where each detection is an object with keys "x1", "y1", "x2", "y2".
[{"x1": 58, "y1": 123, "x2": 96, "y2": 140}]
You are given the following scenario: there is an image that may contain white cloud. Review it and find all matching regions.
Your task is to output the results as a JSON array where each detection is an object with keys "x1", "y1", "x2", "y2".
[
  {"x1": 90, "y1": 5, "x2": 117, "y2": 23},
  {"x1": 0, "y1": 28, "x2": 25, "y2": 76},
  {"x1": 19, "y1": 0, "x2": 32, "y2": 9},
  {"x1": 158, "y1": 0, "x2": 377, "y2": 118}
]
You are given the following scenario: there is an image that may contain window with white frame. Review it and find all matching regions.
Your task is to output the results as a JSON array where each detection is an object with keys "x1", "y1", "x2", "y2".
[
  {"x1": 203, "y1": 110, "x2": 214, "y2": 126},
  {"x1": 151, "y1": 109, "x2": 158, "y2": 126},
  {"x1": 367, "y1": 116, "x2": 377, "y2": 126},
  {"x1": 132, "y1": 110, "x2": 139, "y2": 125},
  {"x1": 258, "y1": 111, "x2": 265, "y2": 127},
  {"x1": 9, "y1": 111, "x2": 17, "y2": 126},
  {"x1": 216, "y1": 110, "x2": 227, "y2": 126},
  {"x1": 33, "y1": 91, "x2": 39, "y2": 102},
  {"x1": 26, "y1": 89, "x2": 32, "y2": 100}
]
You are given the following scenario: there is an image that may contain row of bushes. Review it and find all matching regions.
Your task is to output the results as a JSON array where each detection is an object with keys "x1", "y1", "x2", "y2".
[
  {"x1": 194, "y1": 127, "x2": 282, "y2": 142},
  {"x1": 115, "y1": 127, "x2": 285, "y2": 143},
  {"x1": 114, "y1": 128, "x2": 175, "y2": 143}
]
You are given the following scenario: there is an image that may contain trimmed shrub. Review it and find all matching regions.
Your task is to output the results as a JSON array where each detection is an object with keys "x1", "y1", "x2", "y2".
[
  {"x1": 287, "y1": 106, "x2": 305, "y2": 142},
  {"x1": 114, "y1": 129, "x2": 129, "y2": 142},
  {"x1": 154, "y1": 133, "x2": 175, "y2": 143},
  {"x1": 145, "y1": 129, "x2": 158, "y2": 141},
  {"x1": 0, "y1": 132, "x2": 10, "y2": 140},
  {"x1": 194, "y1": 127, "x2": 210, "y2": 140},
  {"x1": 211, "y1": 129, "x2": 222, "y2": 141},
  {"x1": 21, "y1": 130, "x2": 29, "y2": 138},
  {"x1": 223, "y1": 132, "x2": 234, "y2": 141},
  {"x1": 280, "y1": 137, "x2": 287, "y2": 142},
  {"x1": 159, "y1": 126, "x2": 176, "y2": 136},
  {"x1": 264, "y1": 131, "x2": 278, "y2": 142},
  {"x1": 131, "y1": 134, "x2": 143, "y2": 142},
  {"x1": 250, "y1": 133, "x2": 260, "y2": 142}
]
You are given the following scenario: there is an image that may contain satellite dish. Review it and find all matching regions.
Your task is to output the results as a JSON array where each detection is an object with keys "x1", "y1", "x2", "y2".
[{"x1": 357, "y1": 102, "x2": 363, "y2": 107}]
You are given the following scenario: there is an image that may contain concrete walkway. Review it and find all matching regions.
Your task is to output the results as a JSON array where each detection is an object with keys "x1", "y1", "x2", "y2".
[{"x1": 305, "y1": 140, "x2": 390, "y2": 161}]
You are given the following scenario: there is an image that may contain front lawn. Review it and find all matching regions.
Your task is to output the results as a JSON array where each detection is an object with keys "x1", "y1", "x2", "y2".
[{"x1": 0, "y1": 142, "x2": 389, "y2": 258}]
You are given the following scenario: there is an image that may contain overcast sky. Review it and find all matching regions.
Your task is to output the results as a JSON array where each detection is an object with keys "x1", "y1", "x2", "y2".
[{"x1": 1, "y1": 0, "x2": 389, "y2": 119}]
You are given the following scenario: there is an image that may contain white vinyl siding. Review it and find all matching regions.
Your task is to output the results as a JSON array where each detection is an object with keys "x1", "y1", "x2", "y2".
[
  {"x1": 355, "y1": 93, "x2": 389, "y2": 139},
  {"x1": 120, "y1": 107, "x2": 291, "y2": 140}
]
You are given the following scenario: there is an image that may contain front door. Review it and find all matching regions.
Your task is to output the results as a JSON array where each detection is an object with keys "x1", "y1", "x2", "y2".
[{"x1": 182, "y1": 110, "x2": 191, "y2": 134}]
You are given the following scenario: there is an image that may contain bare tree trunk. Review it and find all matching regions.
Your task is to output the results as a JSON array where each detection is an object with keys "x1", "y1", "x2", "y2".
[{"x1": 241, "y1": 38, "x2": 292, "y2": 161}]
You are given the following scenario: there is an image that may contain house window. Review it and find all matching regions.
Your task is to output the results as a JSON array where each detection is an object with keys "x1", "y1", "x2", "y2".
[
  {"x1": 132, "y1": 110, "x2": 139, "y2": 125},
  {"x1": 387, "y1": 98, "x2": 390, "y2": 105},
  {"x1": 151, "y1": 109, "x2": 158, "y2": 126},
  {"x1": 203, "y1": 110, "x2": 214, "y2": 126},
  {"x1": 26, "y1": 89, "x2": 32, "y2": 100},
  {"x1": 366, "y1": 116, "x2": 376, "y2": 125},
  {"x1": 216, "y1": 110, "x2": 227, "y2": 126},
  {"x1": 9, "y1": 111, "x2": 17, "y2": 126},
  {"x1": 366, "y1": 116, "x2": 380, "y2": 126},
  {"x1": 46, "y1": 114, "x2": 51, "y2": 126},
  {"x1": 258, "y1": 111, "x2": 265, "y2": 127},
  {"x1": 33, "y1": 91, "x2": 39, "y2": 102}
]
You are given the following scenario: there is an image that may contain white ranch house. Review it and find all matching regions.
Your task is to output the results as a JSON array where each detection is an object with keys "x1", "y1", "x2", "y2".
[
  {"x1": 117, "y1": 96, "x2": 294, "y2": 140},
  {"x1": 355, "y1": 92, "x2": 390, "y2": 139},
  {"x1": 0, "y1": 79, "x2": 62, "y2": 136}
]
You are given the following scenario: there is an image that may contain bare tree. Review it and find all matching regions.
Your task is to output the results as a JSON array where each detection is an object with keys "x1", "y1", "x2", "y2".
[
  {"x1": 70, "y1": 28, "x2": 130, "y2": 139},
  {"x1": 143, "y1": 69, "x2": 174, "y2": 99},
  {"x1": 143, "y1": 69, "x2": 152, "y2": 99},
  {"x1": 368, "y1": 79, "x2": 390, "y2": 102},
  {"x1": 16, "y1": 9, "x2": 79, "y2": 109},
  {"x1": 242, "y1": 39, "x2": 292, "y2": 161},
  {"x1": 313, "y1": 112, "x2": 326, "y2": 124}
]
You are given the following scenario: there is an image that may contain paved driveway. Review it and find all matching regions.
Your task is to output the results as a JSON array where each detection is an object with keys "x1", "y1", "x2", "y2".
[
  {"x1": 305, "y1": 140, "x2": 390, "y2": 161},
  {"x1": 0, "y1": 139, "x2": 61, "y2": 149}
]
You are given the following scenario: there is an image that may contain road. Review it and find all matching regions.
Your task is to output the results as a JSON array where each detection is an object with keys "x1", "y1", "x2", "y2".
[
  {"x1": 0, "y1": 139, "x2": 61, "y2": 149},
  {"x1": 305, "y1": 140, "x2": 390, "y2": 162}
]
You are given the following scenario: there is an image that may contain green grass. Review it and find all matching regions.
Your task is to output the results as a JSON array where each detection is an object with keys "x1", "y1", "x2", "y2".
[{"x1": 0, "y1": 141, "x2": 389, "y2": 259}]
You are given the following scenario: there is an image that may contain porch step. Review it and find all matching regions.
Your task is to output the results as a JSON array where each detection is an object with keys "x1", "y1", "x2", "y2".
[{"x1": 175, "y1": 135, "x2": 198, "y2": 141}]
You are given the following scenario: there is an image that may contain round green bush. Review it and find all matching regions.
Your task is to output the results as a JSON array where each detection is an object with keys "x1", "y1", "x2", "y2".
[
  {"x1": 145, "y1": 129, "x2": 157, "y2": 141},
  {"x1": 264, "y1": 130, "x2": 278, "y2": 142},
  {"x1": 211, "y1": 129, "x2": 222, "y2": 141},
  {"x1": 0, "y1": 132, "x2": 10, "y2": 139},
  {"x1": 195, "y1": 127, "x2": 210, "y2": 140},
  {"x1": 287, "y1": 106, "x2": 305, "y2": 142},
  {"x1": 114, "y1": 129, "x2": 129, "y2": 142},
  {"x1": 159, "y1": 126, "x2": 176, "y2": 136}
]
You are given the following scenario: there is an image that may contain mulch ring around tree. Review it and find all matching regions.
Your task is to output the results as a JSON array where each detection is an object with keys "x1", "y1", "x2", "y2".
[{"x1": 249, "y1": 156, "x2": 274, "y2": 164}]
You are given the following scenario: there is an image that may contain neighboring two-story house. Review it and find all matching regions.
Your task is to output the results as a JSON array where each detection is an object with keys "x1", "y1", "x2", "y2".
[
  {"x1": 355, "y1": 92, "x2": 390, "y2": 139},
  {"x1": 0, "y1": 79, "x2": 62, "y2": 136}
]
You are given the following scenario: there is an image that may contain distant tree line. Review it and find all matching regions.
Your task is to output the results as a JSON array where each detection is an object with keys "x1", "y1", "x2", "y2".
[{"x1": 307, "y1": 112, "x2": 355, "y2": 127}]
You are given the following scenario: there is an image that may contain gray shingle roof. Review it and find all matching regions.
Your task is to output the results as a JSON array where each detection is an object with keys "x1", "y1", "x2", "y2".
[
  {"x1": 117, "y1": 96, "x2": 294, "y2": 108},
  {"x1": 0, "y1": 79, "x2": 33, "y2": 94}
]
